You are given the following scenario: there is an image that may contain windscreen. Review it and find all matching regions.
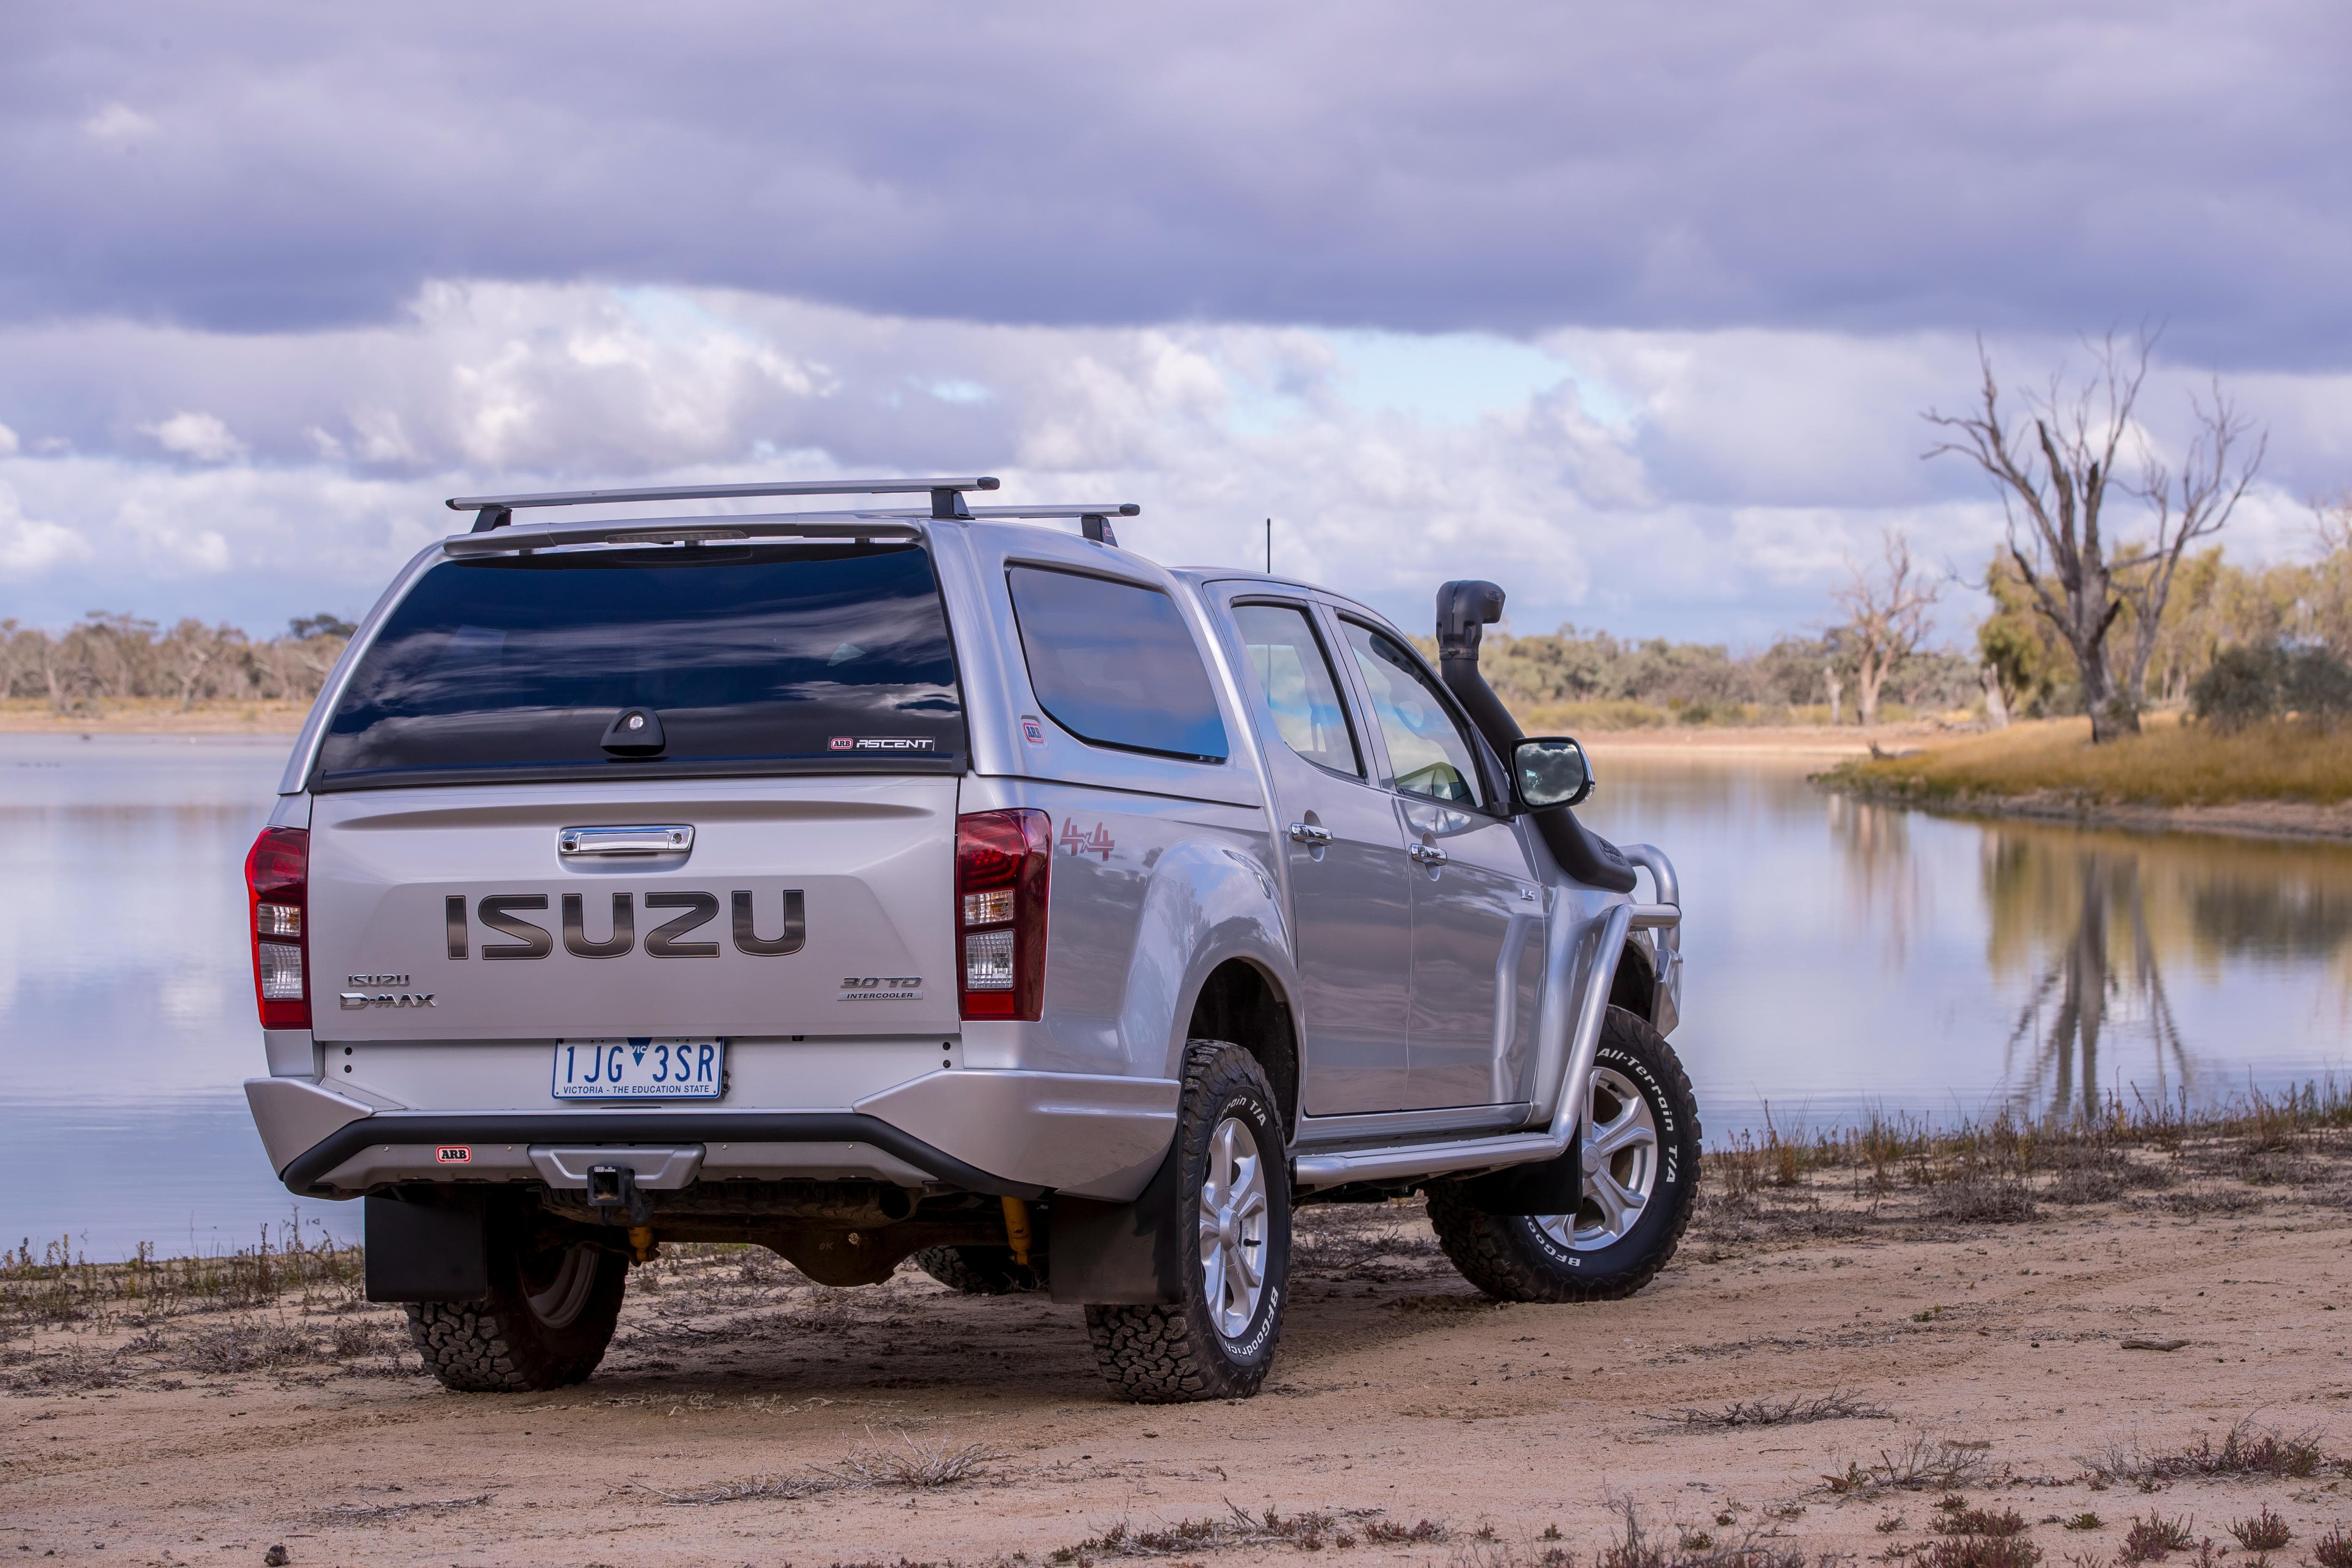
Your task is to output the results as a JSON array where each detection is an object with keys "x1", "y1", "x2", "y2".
[{"x1": 313, "y1": 542, "x2": 964, "y2": 789}]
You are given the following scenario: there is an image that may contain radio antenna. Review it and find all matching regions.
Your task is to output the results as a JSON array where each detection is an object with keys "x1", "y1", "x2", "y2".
[{"x1": 1264, "y1": 517, "x2": 1271, "y2": 574}]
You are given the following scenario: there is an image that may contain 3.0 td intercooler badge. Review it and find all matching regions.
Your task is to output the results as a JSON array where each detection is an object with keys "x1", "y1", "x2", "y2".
[{"x1": 840, "y1": 976, "x2": 923, "y2": 1001}]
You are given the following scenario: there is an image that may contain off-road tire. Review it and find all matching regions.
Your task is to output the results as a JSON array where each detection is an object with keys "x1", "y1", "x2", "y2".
[
  {"x1": 913, "y1": 1244, "x2": 1048, "y2": 1295},
  {"x1": 405, "y1": 1238, "x2": 628, "y2": 1392},
  {"x1": 1427, "y1": 1006, "x2": 1700, "y2": 1303},
  {"x1": 1085, "y1": 1039, "x2": 1291, "y2": 1403}
]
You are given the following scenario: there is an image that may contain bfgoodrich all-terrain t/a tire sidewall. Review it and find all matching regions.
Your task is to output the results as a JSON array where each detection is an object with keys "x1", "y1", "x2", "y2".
[
  {"x1": 1084, "y1": 1039, "x2": 1292, "y2": 1402},
  {"x1": 1518, "y1": 1020, "x2": 1698, "y2": 1286},
  {"x1": 1426, "y1": 1007, "x2": 1701, "y2": 1303},
  {"x1": 1182, "y1": 1052, "x2": 1291, "y2": 1387}
]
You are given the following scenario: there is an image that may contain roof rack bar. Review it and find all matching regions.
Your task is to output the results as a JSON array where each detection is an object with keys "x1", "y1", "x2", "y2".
[
  {"x1": 963, "y1": 503, "x2": 1139, "y2": 520},
  {"x1": 437, "y1": 499, "x2": 1145, "y2": 558},
  {"x1": 443, "y1": 512, "x2": 928, "y2": 558},
  {"x1": 445, "y1": 476, "x2": 1001, "y2": 515}
]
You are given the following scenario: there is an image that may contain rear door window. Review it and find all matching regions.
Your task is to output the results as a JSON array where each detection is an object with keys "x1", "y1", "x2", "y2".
[
  {"x1": 314, "y1": 541, "x2": 965, "y2": 788},
  {"x1": 1339, "y1": 621, "x2": 1487, "y2": 807},
  {"x1": 1008, "y1": 565, "x2": 1229, "y2": 762},
  {"x1": 1230, "y1": 602, "x2": 1361, "y2": 777}
]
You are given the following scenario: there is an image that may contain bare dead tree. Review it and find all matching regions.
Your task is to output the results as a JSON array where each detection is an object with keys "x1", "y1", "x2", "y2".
[
  {"x1": 2119, "y1": 379, "x2": 2265, "y2": 706},
  {"x1": 1926, "y1": 330, "x2": 2263, "y2": 742},
  {"x1": 1979, "y1": 663, "x2": 2010, "y2": 728},
  {"x1": 1831, "y1": 530, "x2": 1944, "y2": 727},
  {"x1": 2313, "y1": 487, "x2": 2352, "y2": 557}
]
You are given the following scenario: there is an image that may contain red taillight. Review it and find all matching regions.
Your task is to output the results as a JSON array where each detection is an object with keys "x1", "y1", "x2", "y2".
[
  {"x1": 246, "y1": 826, "x2": 310, "y2": 1030},
  {"x1": 956, "y1": 808, "x2": 1050, "y2": 1021}
]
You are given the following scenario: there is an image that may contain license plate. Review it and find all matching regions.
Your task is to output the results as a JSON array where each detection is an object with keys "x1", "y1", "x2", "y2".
[{"x1": 552, "y1": 1039, "x2": 724, "y2": 1100}]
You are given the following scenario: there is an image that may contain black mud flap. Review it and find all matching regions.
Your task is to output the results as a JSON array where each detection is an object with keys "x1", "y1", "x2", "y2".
[
  {"x1": 1045, "y1": 1141, "x2": 1183, "y2": 1305},
  {"x1": 1450, "y1": 1147, "x2": 1583, "y2": 1217},
  {"x1": 364, "y1": 1186, "x2": 490, "y2": 1303}
]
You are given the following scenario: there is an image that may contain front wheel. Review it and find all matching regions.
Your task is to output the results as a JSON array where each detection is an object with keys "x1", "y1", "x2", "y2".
[
  {"x1": 406, "y1": 1234, "x2": 628, "y2": 1392},
  {"x1": 1427, "y1": 1006, "x2": 1700, "y2": 1302},
  {"x1": 1086, "y1": 1039, "x2": 1291, "y2": 1402}
]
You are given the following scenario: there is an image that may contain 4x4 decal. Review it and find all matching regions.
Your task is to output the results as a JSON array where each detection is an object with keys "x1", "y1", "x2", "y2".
[{"x1": 1060, "y1": 819, "x2": 1116, "y2": 860}]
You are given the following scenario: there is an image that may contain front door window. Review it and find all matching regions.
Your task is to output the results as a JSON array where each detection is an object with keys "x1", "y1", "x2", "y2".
[{"x1": 1337, "y1": 622, "x2": 1484, "y2": 806}]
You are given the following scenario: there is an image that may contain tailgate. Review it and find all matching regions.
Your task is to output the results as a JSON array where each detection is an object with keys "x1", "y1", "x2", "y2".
[{"x1": 308, "y1": 775, "x2": 958, "y2": 1040}]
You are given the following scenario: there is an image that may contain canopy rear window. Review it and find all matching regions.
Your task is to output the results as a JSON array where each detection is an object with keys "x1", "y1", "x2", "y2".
[
  {"x1": 313, "y1": 542, "x2": 964, "y2": 789},
  {"x1": 1008, "y1": 565, "x2": 1229, "y2": 763}
]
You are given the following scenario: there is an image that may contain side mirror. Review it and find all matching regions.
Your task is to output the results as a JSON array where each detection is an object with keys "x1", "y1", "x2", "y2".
[{"x1": 1511, "y1": 736, "x2": 1593, "y2": 811}]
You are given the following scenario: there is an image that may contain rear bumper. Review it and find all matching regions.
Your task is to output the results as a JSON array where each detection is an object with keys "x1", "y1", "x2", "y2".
[{"x1": 245, "y1": 1069, "x2": 1177, "y2": 1202}]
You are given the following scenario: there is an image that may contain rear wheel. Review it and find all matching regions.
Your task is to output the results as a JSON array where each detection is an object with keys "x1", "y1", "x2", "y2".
[
  {"x1": 1427, "y1": 1007, "x2": 1699, "y2": 1303},
  {"x1": 1086, "y1": 1040, "x2": 1291, "y2": 1402},
  {"x1": 406, "y1": 1236, "x2": 628, "y2": 1392},
  {"x1": 913, "y1": 1244, "x2": 1048, "y2": 1295}
]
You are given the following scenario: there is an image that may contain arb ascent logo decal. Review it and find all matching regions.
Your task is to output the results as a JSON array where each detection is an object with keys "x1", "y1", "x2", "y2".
[{"x1": 829, "y1": 736, "x2": 937, "y2": 752}]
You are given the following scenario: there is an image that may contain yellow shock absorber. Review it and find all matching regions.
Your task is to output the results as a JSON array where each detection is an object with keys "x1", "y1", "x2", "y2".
[
  {"x1": 627, "y1": 1226, "x2": 659, "y2": 1264},
  {"x1": 1000, "y1": 1196, "x2": 1033, "y2": 1266}
]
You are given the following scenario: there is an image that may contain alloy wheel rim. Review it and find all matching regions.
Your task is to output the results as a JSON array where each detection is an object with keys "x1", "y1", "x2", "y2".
[
  {"x1": 1197, "y1": 1113, "x2": 1270, "y2": 1341},
  {"x1": 1534, "y1": 1066, "x2": 1660, "y2": 1252},
  {"x1": 524, "y1": 1244, "x2": 600, "y2": 1329}
]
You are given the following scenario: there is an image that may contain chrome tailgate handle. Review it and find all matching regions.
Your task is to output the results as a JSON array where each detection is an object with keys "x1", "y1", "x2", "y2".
[{"x1": 558, "y1": 824, "x2": 694, "y2": 856}]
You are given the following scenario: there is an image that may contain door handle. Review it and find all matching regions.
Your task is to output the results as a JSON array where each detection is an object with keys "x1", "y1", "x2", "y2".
[
  {"x1": 1287, "y1": 823, "x2": 1334, "y2": 846},
  {"x1": 1408, "y1": 842, "x2": 1449, "y2": 867}
]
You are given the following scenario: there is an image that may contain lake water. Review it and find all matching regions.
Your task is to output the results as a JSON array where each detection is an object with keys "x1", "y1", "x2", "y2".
[{"x1": 4, "y1": 734, "x2": 2347, "y2": 1260}]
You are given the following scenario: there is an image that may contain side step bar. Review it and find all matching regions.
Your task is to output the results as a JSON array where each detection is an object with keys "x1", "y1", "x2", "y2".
[{"x1": 1294, "y1": 891, "x2": 1680, "y2": 1191}]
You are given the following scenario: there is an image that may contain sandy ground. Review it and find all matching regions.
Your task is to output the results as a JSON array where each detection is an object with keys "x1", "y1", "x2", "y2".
[
  {"x1": 0, "y1": 700, "x2": 309, "y2": 735},
  {"x1": 1581, "y1": 726, "x2": 1885, "y2": 760},
  {"x1": 8, "y1": 1147, "x2": 2350, "y2": 1567}
]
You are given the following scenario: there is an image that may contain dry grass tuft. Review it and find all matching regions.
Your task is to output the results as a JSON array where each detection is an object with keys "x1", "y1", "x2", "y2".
[
  {"x1": 1914, "y1": 1539, "x2": 2042, "y2": 1568},
  {"x1": 826, "y1": 1432, "x2": 1002, "y2": 1489},
  {"x1": 175, "y1": 1314, "x2": 333, "y2": 1374},
  {"x1": 1, "y1": 1221, "x2": 363, "y2": 1332},
  {"x1": 2227, "y1": 1510, "x2": 2290, "y2": 1552},
  {"x1": 1050, "y1": 1502, "x2": 1438, "y2": 1561},
  {"x1": 619, "y1": 1474, "x2": 840, "y2": 1506},
  {"x1": 2311, "y1": 1525, "x2": 2352, "y2": 1568},
  {"x1": 1938, "y1": 1507, "x2": 2028, "y2": 1538},
  {"x1": 1592, "y1": 1499, "x2": 1808, "y2": 1568},
  {"x1": 2088, "y1": 1421, "x2": 2335, "y2": 1485},
  {"x1": 1660, "y1": 1389, "x2": 1892, "y2": 1430},
  {"x1": 314, "y1": 1492, "x2": 493, "y2": 1524},
  {"x1": 1822, "y1": 1437, "x2": 1993, "y2": 1497},
  {"x1": 2117, "y1": 1515, "x2": 2196, "y2": 1564}
]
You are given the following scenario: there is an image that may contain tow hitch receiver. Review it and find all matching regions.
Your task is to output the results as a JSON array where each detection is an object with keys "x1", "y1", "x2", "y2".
[{"x1": 587, "y1": 1163, "x2": 654, "y2": 1225}]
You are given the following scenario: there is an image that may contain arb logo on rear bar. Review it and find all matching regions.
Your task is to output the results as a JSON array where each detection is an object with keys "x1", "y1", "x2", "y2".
[{"x1": 435, "y1": 1146, "x2": 471, "y2": 1165}]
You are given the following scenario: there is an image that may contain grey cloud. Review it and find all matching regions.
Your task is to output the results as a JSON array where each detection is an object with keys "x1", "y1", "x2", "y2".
[
  {"x1": 23, "y1": 282, "x2": 2341, "y2": 648},
  {"x1": 3, "y1": 2, "x2": 2346, "y2": 362}
]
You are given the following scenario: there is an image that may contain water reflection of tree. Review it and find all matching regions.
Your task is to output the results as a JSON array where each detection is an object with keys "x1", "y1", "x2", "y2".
[
  {"x1": 1983, "y1": 828, "x2": 2352, "y2": 1120},
  {"x1": 1986, "y1": 843, "x2": 2191, "y2": 1121},
  {"x1": 1823, "y1": 791, "x2": 1921, "y2": 964}
]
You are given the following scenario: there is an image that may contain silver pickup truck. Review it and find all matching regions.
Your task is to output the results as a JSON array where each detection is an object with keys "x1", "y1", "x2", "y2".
[{"x1": 241, "y1": 476, "x2": 1694, "y2": 1403}]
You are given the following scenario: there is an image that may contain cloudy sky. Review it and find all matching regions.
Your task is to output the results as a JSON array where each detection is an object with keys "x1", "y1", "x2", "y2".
[{"x1": 2, "y1": 1, "x2": 2347, "y2": 646}]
